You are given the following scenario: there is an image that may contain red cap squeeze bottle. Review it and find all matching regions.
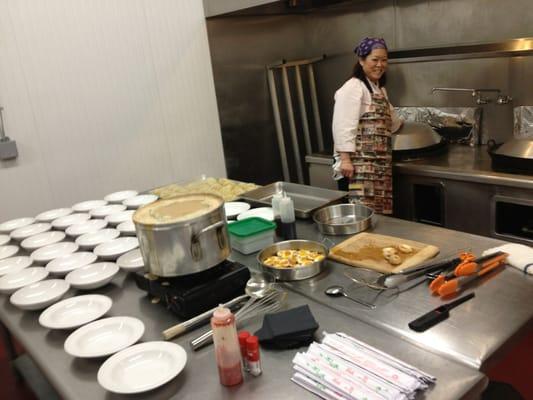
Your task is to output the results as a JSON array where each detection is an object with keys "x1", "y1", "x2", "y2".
[
  {"x1": 246, "y1": 335, "x2": 262, "y2": 376},
  {"x1": 238, "y1": 330, "x2": 250, "y2": 371}
]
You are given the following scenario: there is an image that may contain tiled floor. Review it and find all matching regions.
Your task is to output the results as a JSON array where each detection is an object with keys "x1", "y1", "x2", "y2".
[{"x1": 1, "y1": 330, "x2": 531, "y2": 399}]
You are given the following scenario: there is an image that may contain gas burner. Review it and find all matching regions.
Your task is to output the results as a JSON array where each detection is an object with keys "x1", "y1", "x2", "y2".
[{"x1": 133, "y1": 260, "x2": 250, "y2": 319}]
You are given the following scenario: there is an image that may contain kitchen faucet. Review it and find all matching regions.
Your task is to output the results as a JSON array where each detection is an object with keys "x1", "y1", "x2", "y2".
[{"x1": 431, "y1": 87, "x2": 512, "y2": 105}]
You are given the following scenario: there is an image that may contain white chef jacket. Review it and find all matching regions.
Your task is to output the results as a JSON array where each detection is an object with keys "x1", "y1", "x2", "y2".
[{"x1": 331, "y1": 77, "x2": 402, "y2": 179}]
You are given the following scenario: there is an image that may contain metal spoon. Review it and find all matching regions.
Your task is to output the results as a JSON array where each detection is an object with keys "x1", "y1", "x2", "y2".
[{"x1": 325, "y1": 285, "x2": 376, "y2": 309}]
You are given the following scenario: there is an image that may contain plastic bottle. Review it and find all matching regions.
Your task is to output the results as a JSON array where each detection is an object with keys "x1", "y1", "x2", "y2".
[
  {"x1": 271, "y1": 192, "x2": 284, "y2": 237},
  {"x1": 246, "y1": 335, "x2": 262, "y2": 376},
  {"x1": 279, "y1": 195, "x2": 297, "y2": 240},
  {"x1": 238, "y1": 330, "x2": 251, "y2": 372},
  {"x1": 211, "y1": 306, "x2": 243, "y2": 386}
]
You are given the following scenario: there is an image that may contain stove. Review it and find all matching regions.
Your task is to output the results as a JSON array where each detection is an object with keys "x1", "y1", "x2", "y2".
[{"x1": 133, "y1": 260, "x2": 250, "y2": 319}]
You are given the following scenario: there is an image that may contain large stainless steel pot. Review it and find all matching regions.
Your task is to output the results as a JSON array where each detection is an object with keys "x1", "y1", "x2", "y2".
[{"x1": 133, "y1": 193, "x2": 230, "y2": 277}]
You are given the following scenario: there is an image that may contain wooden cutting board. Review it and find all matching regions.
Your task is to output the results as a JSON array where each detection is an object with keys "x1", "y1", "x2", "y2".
[{"x1": 329, "y1": 232, "x2": 440, "y2": 274}]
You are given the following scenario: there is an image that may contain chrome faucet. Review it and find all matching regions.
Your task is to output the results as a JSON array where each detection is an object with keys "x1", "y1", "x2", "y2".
[{"x1": 431, "y1": 87, "x2": 512, "y2": 105}]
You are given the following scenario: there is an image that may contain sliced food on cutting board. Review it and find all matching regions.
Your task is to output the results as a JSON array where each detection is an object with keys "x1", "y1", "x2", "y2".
[{"x1": 329, "y1": 232, "x2": 439, "y2": 274}]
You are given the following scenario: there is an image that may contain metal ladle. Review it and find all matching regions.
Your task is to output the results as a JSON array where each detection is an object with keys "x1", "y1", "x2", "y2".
[{"x1": 325, "y1": 285, "x2": 376, "y2": 309}]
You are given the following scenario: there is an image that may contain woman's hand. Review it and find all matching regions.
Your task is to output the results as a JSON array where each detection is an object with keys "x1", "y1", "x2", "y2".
[{"x1": 340, "y1": 159, "x2": 354, "y2": 179}]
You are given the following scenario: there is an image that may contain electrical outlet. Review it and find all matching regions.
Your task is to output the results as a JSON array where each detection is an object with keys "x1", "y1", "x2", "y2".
[{"x1": 0, "y1": 138, "x2": 18, "y2": 160}]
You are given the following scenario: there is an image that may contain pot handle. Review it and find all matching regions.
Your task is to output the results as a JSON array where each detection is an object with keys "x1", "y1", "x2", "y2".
[{"x1": 190, "y1": 220, "x2": 226, "y2": 261}]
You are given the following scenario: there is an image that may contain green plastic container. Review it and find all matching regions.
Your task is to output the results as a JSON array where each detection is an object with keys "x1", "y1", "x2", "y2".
[{"x1": 228, "y1": 217, "x2": 276, "y2": 254}]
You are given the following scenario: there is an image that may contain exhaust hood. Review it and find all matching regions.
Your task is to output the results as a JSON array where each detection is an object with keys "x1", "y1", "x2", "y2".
[{"x1": 204, "y1": 0, "x2": 358, "y2": 18}]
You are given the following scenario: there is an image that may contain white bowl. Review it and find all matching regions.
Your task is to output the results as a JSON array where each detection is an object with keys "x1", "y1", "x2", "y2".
[
  {"x1": 0, "y1": 245, "x2": 19, "y2": 260},
  {"x1": 122, "y1": 194, "x2": 158, "y2": 209},
  {"x1": 90, "y1": 205, "x2": 127, "y2": 219},
  {"x1": 93, "y1": 237, "x2": 139, "y2": 260},
  {"x1": 116, "y1": 221, "x2": 136, "y2": 236},
  {"x1": 45, "y1": 252, "x2": 98, "y2": 276},
  {"x1": 31, "y1": 242, "x2": 79, "y2": 264},
  {"x1": 64, "y1": 316, "x2": 145, "y2": 358},
  {"x1": 0, "y1": 267, "x2": 49, "y2": 294},
  {"x1": 51, "y1": 213, "x2": 91, "y2": 230},
  {"x1": 97, "y1": 341, "x2": 187, "y2": 394},
  {"x1": 105, "y1": 210, "x2": 135, "y2": 226},
  {"x1": 39, "y1": 294, "x2": 113, "y2": 330},
  {"x1": 65, "y1": 262, "x2": 119, "y2": 290},
  {"x1": 104, "y1": 190, "x2": 138, "y2": 204},
  {"x1": 10, "y1": 223, "x2": 52, "y2": 241},
  {"x1": 0, "y1": 234, "x2": 10, "y2": 246},
  {"x1": 66, "y1": 219, "x2": 108, "y2": 238},
  {"x1": 35, "y1": 208, "x2": 73, "y2": 222},
  {"x1": 75, "y1": 229, "x2": 119, "y2": 249},
  {"x1": 21, "y1": 231, "x2": 66, "y2": 251},
  {"x1": 116, "y1": 249, "x2": 144, "y2": 272},
  {"x1": 10, "y1": 279, "x2": 70, "y2": 310},
  {"x1": 224, "y1": 201, "x2": 251, "y2": 218},
  {"x1": 0, "y1": 217, "x2": 35, "y2": 234},
  {"x1": 72, "y1": 200, "x2": 108, "y2": 213},
  {"x1": 0, "y1": 256, "x2": 33, "y2": 277},
  {"x1": 236, "y1": 207, "x2": 274, "y2": 221}
]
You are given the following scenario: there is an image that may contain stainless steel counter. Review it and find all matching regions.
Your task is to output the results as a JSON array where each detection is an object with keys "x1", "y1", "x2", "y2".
[
  {"x1": 231, "y1": 216, "x2": 533, "y2": 371},
  {"x1": 0, "y1": 267, "x2": 486, "y2": 400}
]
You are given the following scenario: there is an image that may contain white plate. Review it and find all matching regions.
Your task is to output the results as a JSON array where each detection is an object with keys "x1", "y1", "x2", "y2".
[
  {"x1": 51, "y1": 213, "x2": 91, "y2": 230},
  {"x1": 45, "y1": 252, "x2": 98, "y2": 276},
  {"x1": 0, "y1": 256, "x2": 33, "y2": 277},
  {"x1": 104, "y1": 190, "x2": 138, "y2": 204},
  {"x1": 122, "y1": 194, "x2": 158, "y2": 209},
  {"x1": 94, "y1": 237, "x2": 139, "y2": 260},
  {"x1": 116, "y1": 249, "x2": 144, "y2": 272},
  {"x1": 0, "y1": 217, "x2": 35, "y2": 234},
  {"x1": 97, "y1": 341, "x2": 187, "y2": 394},
  {"x1": 10, "y1": 223, "x2": 52, "y2": 241},
  {"x1": 75, "y1": 229, "x2": 119, "y2": 249},
  {"x1": 39, "y1": 294, "x2": 113, "y2": 330},
  {"x1": 72, "y1": 200, "x2": 108, "y2": 213},
  {"x1": 90, "y1": 204, "x2": 127, "y2": 219},
  {"x1": 0, "y1": 245, "x2": 19, "y2": 260},
  {"x1": 105, "y1": 210, "x2": 135, "y2": 226},
  {"x1": 35, "y1": 208, "x2": 73, "y2": 222},
  {"x1": 21, "y1": 231, "x2": 66, "y2": 251},
  {"x1": 10, "y1": 279, "x2": 70, "y2": 310},
  {"x1": 64, "y1": 316, "x2": 145, "y2": 358},
  {"x1": 0, "y1": 234, "x2": 10, "y2": 246},
  {"x1": 0, "y1": 267, "x2": 49, "y2": 294},
  {"x1": 31, "y1": 242, "x2": 79, "y2": 264},
  {"x1": 236, "y1": 207, "x2": 275, "y2": 221},
  {"x1": 66, "y1": 219, "x2": 108, "y2": 237},
  {"x1": 116, "y1": 221, "x2": 136, "y2": 236},
  {"x1": 65, "y1": 262, "x2": 119, "y2": 290},
  {"x1": 224, "y1": 201, "x2": 251, "y2": 218}
]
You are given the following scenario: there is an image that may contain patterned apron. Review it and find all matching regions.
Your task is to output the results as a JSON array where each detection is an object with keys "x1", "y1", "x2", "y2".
[{"x1": 348, "y1": 91, "x2": 393, "y2": 214}]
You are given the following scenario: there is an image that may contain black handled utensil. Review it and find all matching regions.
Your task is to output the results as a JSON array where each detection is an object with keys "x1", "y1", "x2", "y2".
[{"x1": 408, "y1": 292, "x2": 475, "y2": 332}]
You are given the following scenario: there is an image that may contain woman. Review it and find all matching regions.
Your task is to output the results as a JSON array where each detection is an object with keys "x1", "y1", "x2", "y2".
[{"x1": 332, "y1": 37, "x2": 402, "y2": 215}]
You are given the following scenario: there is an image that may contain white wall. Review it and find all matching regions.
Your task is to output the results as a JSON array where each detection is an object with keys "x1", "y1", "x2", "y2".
[{"x1": 0, "y1": 0, "x2": 226, "y2": 221}]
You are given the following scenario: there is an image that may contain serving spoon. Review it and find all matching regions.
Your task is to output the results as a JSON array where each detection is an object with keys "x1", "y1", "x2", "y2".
[{"x1": 325, "y1": 285, "x2": 376, "y2": 309}]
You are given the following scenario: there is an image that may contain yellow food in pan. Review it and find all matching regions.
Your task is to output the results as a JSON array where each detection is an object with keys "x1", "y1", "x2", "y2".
[{"x1": 263, "y1": 249, "x2": 325, "y2": 269}]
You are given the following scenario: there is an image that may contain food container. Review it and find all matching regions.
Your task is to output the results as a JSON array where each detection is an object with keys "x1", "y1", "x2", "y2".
[
  {"x1": 313, "y1": 204, "x2": 374, "y2": 236},
  {"x1": 133, "y1": 193, "x2": 230, "y2": 277},
  {"x1": 257, "y1": 240, "x2": 328, "y2": 281},
  {"x1": 227, "y1": 217, "x2": 275, "y2": 255}
]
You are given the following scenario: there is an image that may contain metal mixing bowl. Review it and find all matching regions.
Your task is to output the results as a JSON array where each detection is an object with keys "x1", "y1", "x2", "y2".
[
  {"x1": 257, "y1": 239, "x2": 328, "y2": 281},
  {"x1": 313, "y1": 203, "x2": 374, "y2": 235}
]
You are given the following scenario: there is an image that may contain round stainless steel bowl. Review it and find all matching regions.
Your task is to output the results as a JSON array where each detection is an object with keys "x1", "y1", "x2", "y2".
[
  {"x1": 257, "y1": 240, "x2": 328, "y2": 281},
  {"x1": 313, "y1": 204, "x2": 373, "y2": 235}
]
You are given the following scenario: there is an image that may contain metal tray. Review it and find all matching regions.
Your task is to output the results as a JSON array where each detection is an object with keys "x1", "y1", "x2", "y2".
[{"x1": 238, "y1": 182, "x2": 347, "y2": 219}]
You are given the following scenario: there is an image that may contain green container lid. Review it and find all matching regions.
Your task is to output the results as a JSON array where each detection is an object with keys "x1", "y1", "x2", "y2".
[{"x1": 228, "y1": 217, "x2": 276, "y2": 238}]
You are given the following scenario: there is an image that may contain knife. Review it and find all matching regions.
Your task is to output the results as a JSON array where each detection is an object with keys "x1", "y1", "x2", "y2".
[{"x1": 408, "y1": 292, "x2": 475, "y2": 332}]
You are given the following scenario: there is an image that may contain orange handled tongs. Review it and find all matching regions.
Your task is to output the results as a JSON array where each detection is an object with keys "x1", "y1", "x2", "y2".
[{"x1": 430, "y1": 251, "x2": 508, "y2": 297}]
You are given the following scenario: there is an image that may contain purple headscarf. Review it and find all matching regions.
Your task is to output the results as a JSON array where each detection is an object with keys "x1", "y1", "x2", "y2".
[{"x1": 354, "y1": 37, "x2": 388, "y2": 57}]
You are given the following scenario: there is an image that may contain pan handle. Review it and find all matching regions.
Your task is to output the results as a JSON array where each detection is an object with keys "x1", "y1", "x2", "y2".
[{"x1": 190, "y1": 220, "x2": 226, "y2": 261}]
